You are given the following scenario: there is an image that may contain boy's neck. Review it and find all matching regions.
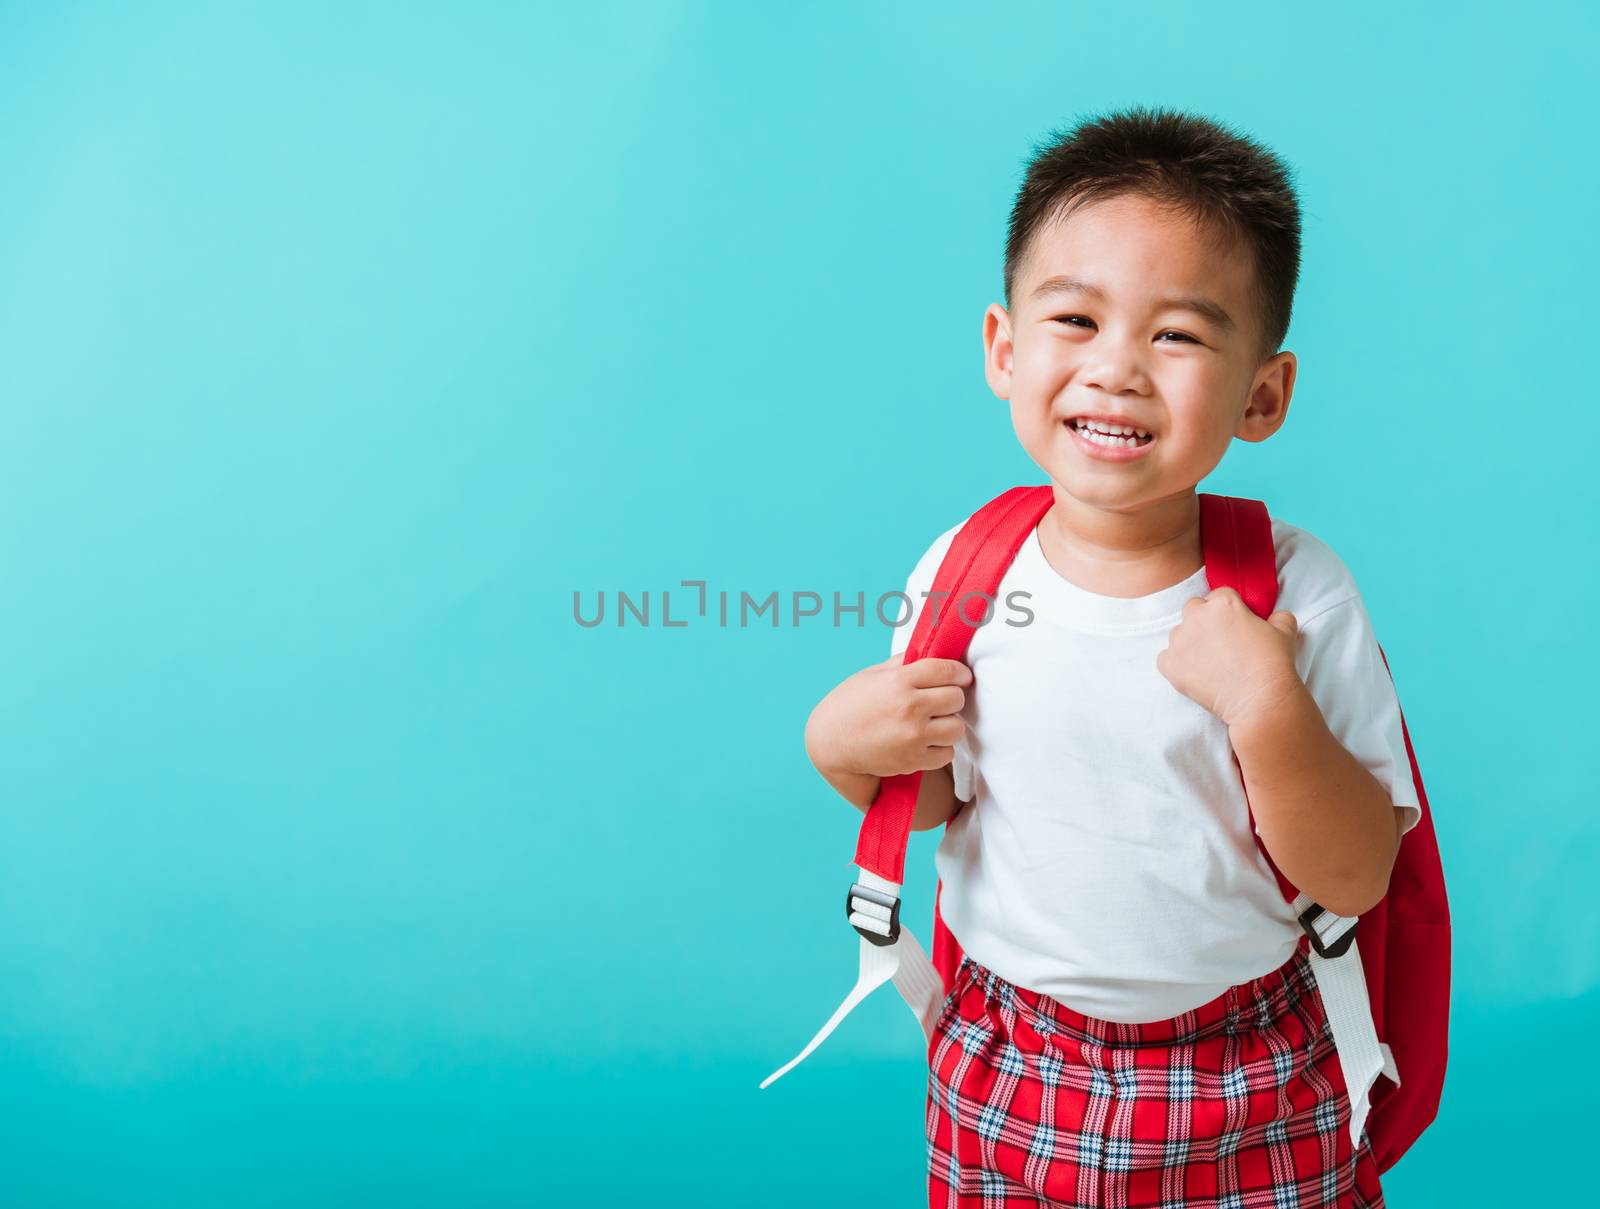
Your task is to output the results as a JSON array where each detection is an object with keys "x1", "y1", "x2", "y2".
[{"x1": 1037, "y1": 488, "x2": 1205, "y2": 599}]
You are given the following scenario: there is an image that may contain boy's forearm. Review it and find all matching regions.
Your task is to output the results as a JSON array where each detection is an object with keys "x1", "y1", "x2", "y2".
[
  {"x1": 805, "y1": 714, "x2": 880, "y2": 811},
  {"x1": 809, "y1": 754, "x2": 961, "y2": 832},
  {"x1": 815, "y1": 763, "x2": 880, "y2": 812},
  {"x1": 1227, "y1": 681, "x2": 1401, "y2": 918}
]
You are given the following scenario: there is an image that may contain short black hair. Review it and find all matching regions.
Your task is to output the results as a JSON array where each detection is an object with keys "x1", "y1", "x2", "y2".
[{"x1": 1003, "y1": 105, "x2": 1302, "y2": 362}]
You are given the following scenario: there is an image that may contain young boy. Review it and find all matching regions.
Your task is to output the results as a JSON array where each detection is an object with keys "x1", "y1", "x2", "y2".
[{"x1": 802, "y1": 108, "x2": 1421, "y2": 1208}]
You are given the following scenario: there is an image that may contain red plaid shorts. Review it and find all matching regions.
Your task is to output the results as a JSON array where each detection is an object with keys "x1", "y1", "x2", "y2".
[{"x1": 926, "y1": 933, "x2": 1385, "y2": 1209}]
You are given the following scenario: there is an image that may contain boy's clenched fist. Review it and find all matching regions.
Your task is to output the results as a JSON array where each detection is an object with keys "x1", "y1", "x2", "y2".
[
  {"x1": 804, "y1": 653, "x2": 973, "y2": 779},
  {"x1": 1155, "y1": 586, "x2": 1304, "y2": 730}
]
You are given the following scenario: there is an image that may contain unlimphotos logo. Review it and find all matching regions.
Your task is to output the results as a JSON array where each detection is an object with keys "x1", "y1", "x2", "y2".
[{"x1": 572, "y1": 580, "x2": 1035, "y2": 631}]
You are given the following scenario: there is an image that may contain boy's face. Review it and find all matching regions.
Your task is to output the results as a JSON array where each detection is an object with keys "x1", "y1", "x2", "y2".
[{"x1": 983, "y1": 193, "x2": 1296, "y2": 516}]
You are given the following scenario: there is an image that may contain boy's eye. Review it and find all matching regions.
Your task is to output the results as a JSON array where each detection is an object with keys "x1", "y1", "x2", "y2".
[{"x1": 1050, "y1": 315, "x2": 1198, "y2": 344}]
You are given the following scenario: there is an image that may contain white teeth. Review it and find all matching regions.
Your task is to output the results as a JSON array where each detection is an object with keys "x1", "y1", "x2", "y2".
[{"x1": 1072, "y1": 418, "x2": 1150, "y2": 446}]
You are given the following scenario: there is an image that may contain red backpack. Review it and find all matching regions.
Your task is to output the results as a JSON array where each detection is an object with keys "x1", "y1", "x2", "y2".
[{"x1": 764, "y1": 486, "x2": 1450, "y2": 1175}]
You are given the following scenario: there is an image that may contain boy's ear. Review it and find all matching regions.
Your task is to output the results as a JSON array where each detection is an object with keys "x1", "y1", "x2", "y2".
[
  {"x1": 1235, "y1": 350, "x2": 1297, "y2": 442},
  {"x1": 983, "y1": 303, "x2": 1015, "y2": 400}
]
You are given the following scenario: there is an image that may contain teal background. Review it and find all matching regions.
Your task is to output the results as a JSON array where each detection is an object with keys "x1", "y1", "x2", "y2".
[{"x1": 1, "y1": 2, "x2": 1592, "y2": 1204}]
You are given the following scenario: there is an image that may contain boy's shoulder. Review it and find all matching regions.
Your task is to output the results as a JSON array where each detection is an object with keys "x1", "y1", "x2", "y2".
[{"x1": 1269, "y1": 515, "x2": 1366, "y2": 627}]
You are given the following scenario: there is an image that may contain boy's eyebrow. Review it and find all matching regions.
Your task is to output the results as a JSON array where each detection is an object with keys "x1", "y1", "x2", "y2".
[{"x1": 1031, "y1": 275, "x2": 1235, "y2": 332}]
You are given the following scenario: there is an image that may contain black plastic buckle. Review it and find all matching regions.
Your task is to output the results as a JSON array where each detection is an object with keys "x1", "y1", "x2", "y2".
[
  {"x1": 1298, "y1": 901, "x2": 1357, "y2": 959},
  {"x1": 846, "y1": 883, "x2": 901, "y2": 947}
]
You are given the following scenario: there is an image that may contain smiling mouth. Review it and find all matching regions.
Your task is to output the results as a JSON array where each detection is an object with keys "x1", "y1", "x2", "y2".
[{"x1": 1066, "y1": 417, "x2": 1154, "y2": 448}]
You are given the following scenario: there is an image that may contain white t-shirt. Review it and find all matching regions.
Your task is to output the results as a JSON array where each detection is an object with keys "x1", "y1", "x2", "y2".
[{"x1": 889, "y1": 511, "x2": 1422, "y2": 1024}]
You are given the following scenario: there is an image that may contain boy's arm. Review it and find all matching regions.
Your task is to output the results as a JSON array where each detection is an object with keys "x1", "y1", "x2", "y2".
[
  {"x1": 1158, "y1": 587, "x2": 1420, "y2": 920},
  {"x1": 1227, "y1": 682, "x2": 1405, "y2": 919}
]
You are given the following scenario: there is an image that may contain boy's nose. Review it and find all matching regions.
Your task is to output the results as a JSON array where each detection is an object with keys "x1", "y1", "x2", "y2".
[{"x1": 1076, "y1": 333, "x2": 1150, "y2": 396}]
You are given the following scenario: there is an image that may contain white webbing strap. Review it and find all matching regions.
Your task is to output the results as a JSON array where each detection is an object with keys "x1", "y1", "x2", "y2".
[
  {"x1": 762, "y1": 877, "x2": 1401, "y2": 1150},
  {"x1": 759, "y1": 869, "x2": 944, "y2": 1090},
  {"x1": 1294, "y1": 892, "x2": 1400, "y2": 1150}
]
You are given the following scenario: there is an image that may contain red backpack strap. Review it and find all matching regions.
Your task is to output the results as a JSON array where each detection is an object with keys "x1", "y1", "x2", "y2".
[
  {"x1": 762, "y1": 485, "x2": 1054, "y2": 1089},
  {"x1": 1197, "y1": 493, "x2": 1305, "y2": 905},
  {"x1": 1198, "y1": 493, "x2": 1279, "y2": 620},
  {"x1": 1205, "y1": 494, "x2": 1464, "y2": 1161},
  {"x1": 853, "y1": 484, "x2": 1055, "y2": 887}
]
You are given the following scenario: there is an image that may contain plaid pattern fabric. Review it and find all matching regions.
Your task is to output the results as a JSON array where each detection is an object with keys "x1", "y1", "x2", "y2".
[{"x1": 926, "y1": 934, "x2": 1385, "y2": 1208}]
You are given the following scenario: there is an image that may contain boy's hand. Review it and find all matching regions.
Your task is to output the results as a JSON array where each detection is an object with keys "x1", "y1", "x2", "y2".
[
  {"x1": 1155, "y1": 588, "x2": 1304, "y2": 730},
  {"x1": 805, "y1": 653, "x2": 973, "y2": 779}
]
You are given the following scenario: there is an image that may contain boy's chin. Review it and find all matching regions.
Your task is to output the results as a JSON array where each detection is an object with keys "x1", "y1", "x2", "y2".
[
  {"x1": 1030, "y1": 462, "x2": 1188, "y2": 513},
  {"x1": 1032, "y1": 446, "x2": 1153, "y2": 484}
]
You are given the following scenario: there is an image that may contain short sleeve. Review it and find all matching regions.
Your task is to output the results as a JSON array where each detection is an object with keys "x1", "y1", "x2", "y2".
[
  {"x1": 1293, "y1": 595, "x2": 1422, "y2": 838},
  {"x1": 888, "y1": 526, "x2": 976, "y2": 803}
]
